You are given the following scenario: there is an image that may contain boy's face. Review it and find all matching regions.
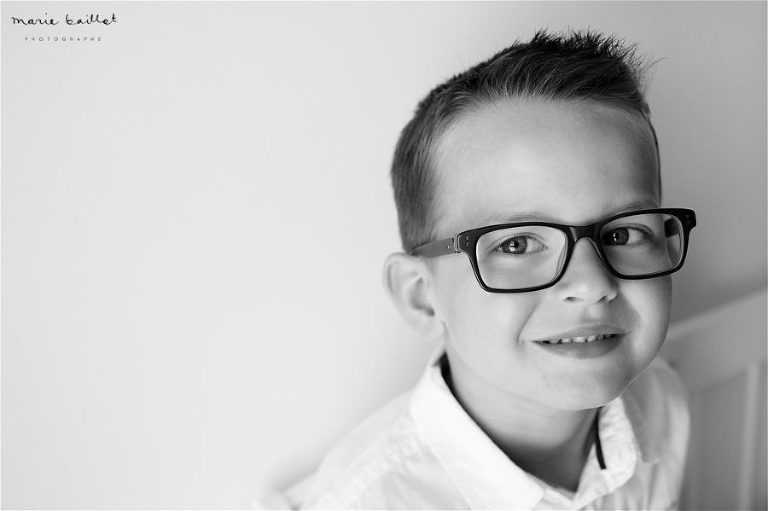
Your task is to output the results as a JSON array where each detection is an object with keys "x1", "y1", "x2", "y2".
[{"x1": 428, "y1": 98, "x2": 669, "y2": 410}]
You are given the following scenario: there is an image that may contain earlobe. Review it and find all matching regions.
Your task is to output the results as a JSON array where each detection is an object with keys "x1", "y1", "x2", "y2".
[{"x1": 382, "y1": 253, "x2": 445, "y2": 340}]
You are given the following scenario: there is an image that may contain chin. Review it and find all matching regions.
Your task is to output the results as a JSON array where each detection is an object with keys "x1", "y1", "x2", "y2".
[{"x1": 544, "y1": 370, "x2": 637, "y2": 411}]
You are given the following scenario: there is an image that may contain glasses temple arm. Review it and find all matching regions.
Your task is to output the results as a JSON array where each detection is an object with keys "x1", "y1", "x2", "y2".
[{"x1": 410, "y1": 237, "x2": 458, "y2": 257}]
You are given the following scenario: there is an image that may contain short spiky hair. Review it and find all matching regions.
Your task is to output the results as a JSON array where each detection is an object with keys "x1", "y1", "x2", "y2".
[{"x1": 390, "y1": 29, "x2": 658, "y2": 253}]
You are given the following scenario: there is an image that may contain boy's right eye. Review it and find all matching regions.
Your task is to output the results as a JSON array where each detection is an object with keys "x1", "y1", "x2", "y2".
[{"x1": 496, "y1": 235, "x2": 547, "y2": 255}]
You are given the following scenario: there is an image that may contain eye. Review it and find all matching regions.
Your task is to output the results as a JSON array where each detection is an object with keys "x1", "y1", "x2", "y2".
[
  {"x1": 497, "y1": 235, "x2": 546, "y2": 255},
  {"x1": 602, "y1": 225, "x2": 651, "y2": 246}
]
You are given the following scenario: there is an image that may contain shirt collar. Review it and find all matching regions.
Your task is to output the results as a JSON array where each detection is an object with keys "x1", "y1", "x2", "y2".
[
  {"x1": 621, "y1": 383, "x2": 664, "y2": 464},
  {"x1": 573, "y1": 391, "x2": 640, "y2": 507},
  {"x1": 409, "y1": 343, "x2": 649, "y2": 509},
  {"x1": 410, "y1": 346, "x2": 544, "y2": 510}
]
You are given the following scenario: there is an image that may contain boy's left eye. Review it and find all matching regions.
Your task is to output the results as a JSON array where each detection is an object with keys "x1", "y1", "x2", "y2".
[{"x1": 602, "y1": 226, "x2": 651, "y2": 246}]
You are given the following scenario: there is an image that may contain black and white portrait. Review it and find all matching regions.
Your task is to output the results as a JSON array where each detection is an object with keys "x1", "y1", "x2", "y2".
[{"x1": 3, "y1": 2, "x2": 766, "y2": 509}]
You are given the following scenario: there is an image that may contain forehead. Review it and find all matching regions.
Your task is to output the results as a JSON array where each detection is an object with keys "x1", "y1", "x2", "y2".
[{"x1": 431, "y1": 98, "x2": 660, "y2": 234}]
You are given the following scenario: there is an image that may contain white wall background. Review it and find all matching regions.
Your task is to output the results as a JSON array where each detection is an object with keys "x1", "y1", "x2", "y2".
[{"x1": 2, "y1": 1, "x2": 765, "y2": 508}]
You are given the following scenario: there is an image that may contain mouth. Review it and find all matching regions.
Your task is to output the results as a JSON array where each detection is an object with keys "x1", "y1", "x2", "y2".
[
  {"x1": 536, "y1": 333, "x2": 620, "y2": 345},
  {"x1": 531, "y1": 332, "x2": 624, "y2": 359}
]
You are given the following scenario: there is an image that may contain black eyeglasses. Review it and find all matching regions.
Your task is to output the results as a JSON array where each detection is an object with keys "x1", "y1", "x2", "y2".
[{"x1": 411, "y1": 208, "x2": 696, "y2": 293}]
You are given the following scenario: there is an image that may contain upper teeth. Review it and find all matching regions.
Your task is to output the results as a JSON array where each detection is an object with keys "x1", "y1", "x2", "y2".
[{"x1": 541, "y1": 334, "x2": 616, "y2": 345}]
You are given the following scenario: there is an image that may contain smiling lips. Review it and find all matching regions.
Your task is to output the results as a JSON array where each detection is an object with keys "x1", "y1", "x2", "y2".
[
  {"x1": 531, "y1": 324, "x2": 626, "y2": 345},
  {"x1": 538, "y1": 333, "x2": 619, "y2": 345},
  {"x1": 530, "y1": 326, "x2": 626, "y2": 358}
]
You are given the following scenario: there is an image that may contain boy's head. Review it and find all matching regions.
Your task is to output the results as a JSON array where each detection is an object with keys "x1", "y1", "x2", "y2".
[
  {"x1": 391, "y1": 29, "x2": 660, "y2": 253},
  {"x1": 384, "y1": 30, "x2": 691, "y2": 412}
]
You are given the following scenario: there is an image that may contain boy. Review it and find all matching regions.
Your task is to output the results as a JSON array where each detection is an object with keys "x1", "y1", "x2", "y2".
[{"x1": 300, "y1": 29, "x2": 695, "y2": 510}]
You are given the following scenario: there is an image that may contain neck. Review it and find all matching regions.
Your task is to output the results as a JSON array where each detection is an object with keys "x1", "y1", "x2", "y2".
[{"x1": 444, "y1": 355, "x2": 598, "y2": 492}]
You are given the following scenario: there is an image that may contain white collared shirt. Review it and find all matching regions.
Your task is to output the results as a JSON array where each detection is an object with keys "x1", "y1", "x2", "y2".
[{"x1": 299, "y1": 347, "x2": 690, "y2": 510}]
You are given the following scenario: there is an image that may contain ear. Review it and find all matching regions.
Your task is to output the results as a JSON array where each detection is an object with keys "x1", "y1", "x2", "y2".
[{"x1": 382, "y1": 252, "x2": 445, "y2": 340}]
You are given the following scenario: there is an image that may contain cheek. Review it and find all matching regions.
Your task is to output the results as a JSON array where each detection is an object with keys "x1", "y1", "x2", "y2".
[
  {"x1": 622, "y1": 276, "x2": 672, "y2": 352},
  {"x1": 439, "y1": 278, "x2": 540, "y2": 349},
  {"x1": 431, "y1": 257, "x2": 538, "y2": 342},
  {"x1": 638, "y1": 276, "x2": 671, "y2": 325}
]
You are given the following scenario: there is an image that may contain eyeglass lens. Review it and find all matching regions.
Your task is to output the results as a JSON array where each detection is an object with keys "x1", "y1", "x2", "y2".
[{"x1": 474, "y1": 213, "x2": 685, "y2": 290}]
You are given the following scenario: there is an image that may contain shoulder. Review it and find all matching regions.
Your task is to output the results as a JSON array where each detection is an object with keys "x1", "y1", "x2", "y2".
[
  {"x1": 299, "y1": 391, "x2": 456, "y2": 509},
  {"x1": 623, "y1": 357, "x2": 691, "y2": 463}
]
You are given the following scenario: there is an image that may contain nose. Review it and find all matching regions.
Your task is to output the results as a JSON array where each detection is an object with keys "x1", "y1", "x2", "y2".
[{"x1": 555, "y1": 238, "x2": 618, "y2": 304}]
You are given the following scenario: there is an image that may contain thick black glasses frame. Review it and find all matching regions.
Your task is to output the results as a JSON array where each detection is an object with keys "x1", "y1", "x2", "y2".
[{"x1": 410, "y1": 208, "x2": 697, "y2": 293}]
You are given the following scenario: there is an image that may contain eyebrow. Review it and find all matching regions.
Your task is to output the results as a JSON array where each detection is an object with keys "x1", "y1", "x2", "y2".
[
  {"x1": 486, "y1": 199, "x2": 661, "y2": 225},
  {"x1": 492, "y1": 211, "x2": 555, "y2": 224}
]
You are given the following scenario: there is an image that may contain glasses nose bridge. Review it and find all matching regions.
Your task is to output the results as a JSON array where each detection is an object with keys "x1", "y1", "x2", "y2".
[
  {"x1": 567, "y1": 224, "x2": 599, "y2": 244},
  {"x1": 565, "y1": 224, "x2": 605, "y2": 262}
]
